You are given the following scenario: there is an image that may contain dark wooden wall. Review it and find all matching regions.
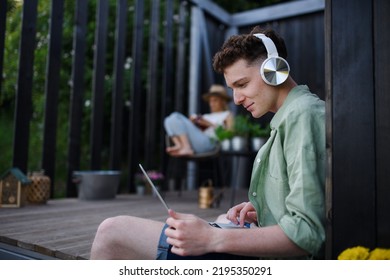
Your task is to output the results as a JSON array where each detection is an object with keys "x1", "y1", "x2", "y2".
[
  {"x1": 325, "y1": 0, "x2": 390, "y2": 258},
  {"x1": 374, "y1": 0, "x2": 390, "y2": 250}
]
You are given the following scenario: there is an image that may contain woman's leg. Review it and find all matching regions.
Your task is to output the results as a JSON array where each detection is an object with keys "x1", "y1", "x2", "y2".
[
  {"x1": 90, "y1": 216, "x2": 165, "y2": 259},
  {"x1": 166, "y1": 134, "x2": 194, "y2": 156},
  {"x1": 165, "y1": 136, "x2": 183, "y2": 153},
  {"x1": 164, "y1": 112, "x2": 215, "y2": 155}
]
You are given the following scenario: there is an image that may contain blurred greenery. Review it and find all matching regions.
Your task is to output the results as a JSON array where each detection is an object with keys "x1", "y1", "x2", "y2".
[
  {"x1": 214, "y1": 125, "x2": 234, "y2": 141},
  {"x1": 249, "y1": 122, "x2": 271, "y2": 138},
  {"x1": 232, "y1": 114, "x2": 251, "y2": 137},
  {"x1": 0, "y1": 0, "x2": 290, "y2": 197}
]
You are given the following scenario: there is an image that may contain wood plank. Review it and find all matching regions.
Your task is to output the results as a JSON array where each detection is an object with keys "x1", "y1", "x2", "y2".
[
  {"x1": 127, "y1": 0, "x2": 145, "y2": 193},
  {"x1": 0, "y1": 189, "x2": 247, "y2": 259},
  {"x1": 145, "y1": 0, "x2": 161, "y2": 168},
  {"x1": 42, "y1": 0, "x2": 65, "y2": 191},
  {"x1": 232, "y1": 0, "x2": 325, "y2": 27},
  {"x1": 326, "y1": 0, "x2": 376, "y2": 258},
  {"x1": 66, "y1": 0, "x2": 89, "y2": 196},
  {"x1": 12, "y1": 0, "x2": 38, "y2": 173},
  {"x1": 374, "y1": 0, "x2": 390, "y2": 247},
  {"x1": 90, "y1": 0, "x2": 109, "y2": 170},
  {"x1": 109, "y1": 0, "x2": 127, "y2": 170},
  {"x1": 0, "y1": 0, "x2": 6, "y2": 94},
  {"x1": 188, "y1": 0, "x2": 231, "y2": 25}
]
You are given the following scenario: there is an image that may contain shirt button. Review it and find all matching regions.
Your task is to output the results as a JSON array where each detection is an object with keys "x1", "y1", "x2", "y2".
[
  {"x1": 252, "y1": 192, "x2": 257, "y2": 197},
  {"x1": 257, "y1": 158, "x2": 261, "y2": 163}
]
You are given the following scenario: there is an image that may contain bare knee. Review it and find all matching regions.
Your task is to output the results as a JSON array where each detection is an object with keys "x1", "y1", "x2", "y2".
[
  {"x1": 90, "y1": 215, "x2": 163, "y2": 260},
  {"x1": 96, "y1": 216, "x2": 121, "y2": 236},
  {"x1": 90, "y1": 216, "x2": 128, "y2": 259}
]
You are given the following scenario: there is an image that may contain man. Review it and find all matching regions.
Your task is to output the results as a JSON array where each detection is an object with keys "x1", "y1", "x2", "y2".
[{"x1": 90, "y1": 26, "x2": 325, "y2": 260}]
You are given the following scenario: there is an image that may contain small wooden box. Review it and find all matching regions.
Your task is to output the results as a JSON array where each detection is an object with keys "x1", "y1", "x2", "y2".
[{"x1": 0, "y1": 168, "x2": 31, "y2": 208}]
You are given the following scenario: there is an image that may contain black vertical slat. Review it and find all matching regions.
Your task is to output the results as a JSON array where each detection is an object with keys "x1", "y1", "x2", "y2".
[
  {"x1": 109, "y1": 0, "x2": 127, "y2": 171},
  {"x1": 90, "y1": 0, "x2": 109, "y2": 170},
  {"x1": 42, "y1": 0, "x2": 65, "y2": 197},
  {"x1": 328, "y1": 0, "x2": 376, "y2": 258},
  {"x1": 198, "y1": 11, "x2": 214, "y2": 87},
  {"x1": 0, "y1": 0, "x2": 7, "y2": 95},
  {"x1": 324, "y1": 0, "x2": 333, "y2": 260},
  {"x1": 374, "y1": 0, "x2": 390, "y2": 247},
  {"x1": 175, "y1": 0, "x2": 188, "y2": 113},
  {"x1": 160, "y1": 0, "x2": 174, "y2": 182},
  {"x1": 66, "y1": 0, "x2": 89, "y2": 197},
  {"x1": 128, "y1": 0, "x2": 144, "y2": 192},
  {"x1": 145, "y1": 0, "x2": 160, "y2": 169},
  {"x1": 12, "y1": 0, "x2": 38, "y2": 173}
]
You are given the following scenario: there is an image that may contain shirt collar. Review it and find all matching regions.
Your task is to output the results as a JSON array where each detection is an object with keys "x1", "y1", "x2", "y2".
[{"x1": 270, "y1": 85, "x2": 309, "y2": 129}]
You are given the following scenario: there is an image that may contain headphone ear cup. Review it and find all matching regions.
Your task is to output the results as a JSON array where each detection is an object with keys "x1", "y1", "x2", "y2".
[{"x1": 260, "y1": 56, "x2": 290, "y2": 86}]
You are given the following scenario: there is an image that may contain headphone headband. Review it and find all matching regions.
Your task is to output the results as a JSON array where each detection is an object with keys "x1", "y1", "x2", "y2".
[
  {"x1": 253, "y1": 33, "x2": 278, "y2": 57},
  {"x1": 252, "y1": 33, "x2": 290, "y2": 86}
]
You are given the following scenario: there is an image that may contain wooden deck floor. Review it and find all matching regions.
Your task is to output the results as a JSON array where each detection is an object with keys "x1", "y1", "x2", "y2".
[{"x1": 0, "y1": 189, "x2": 247, "y2": 260}]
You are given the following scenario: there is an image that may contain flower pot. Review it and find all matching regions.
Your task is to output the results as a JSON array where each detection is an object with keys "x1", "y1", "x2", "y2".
[
  {"x1": 251, "y1": 137, "x2": 267, "y2": 151},
  {"x1": 231, "y1": 136, "x2": 247, "y2": 151},
  {"x1": 136, "y1": 185, "x2": 145, "y2": 196},
  {"x1": 73, "y1": 170, "x2": 121, "y2": 200},
  {"x1": 220, "y1": 139, "x2": 231, "y2": 151}
]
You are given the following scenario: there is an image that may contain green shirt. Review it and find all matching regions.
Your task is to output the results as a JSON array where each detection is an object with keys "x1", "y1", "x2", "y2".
[{"x1": 249, "y1": 85, "x2": 326, "y2": 257}]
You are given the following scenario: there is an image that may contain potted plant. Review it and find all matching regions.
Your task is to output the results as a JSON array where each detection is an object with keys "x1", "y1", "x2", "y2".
[
  {"x1": 134, "y1": 170, "x2": 164, "y2": 195},
  {"x1": 134, "y1": 173, "x2": 146, "y2": 195},
  {"x1": 249, "y1": 122, "x2": 271, "y2": 151},
  {"x1": 146, "y1": 170, "x2": 164, "y2": 196},
  {"x1": 231, "y1": 115, "x2": 251, "y2": 151},
  {"x1": 215, "y1": 125, "x2": 234, "y2": 151}
]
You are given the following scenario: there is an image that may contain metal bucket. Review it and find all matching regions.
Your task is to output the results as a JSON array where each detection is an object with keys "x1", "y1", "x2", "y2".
[{"x1": 72, "y1": 170, "x2": 121, "y2": 200}]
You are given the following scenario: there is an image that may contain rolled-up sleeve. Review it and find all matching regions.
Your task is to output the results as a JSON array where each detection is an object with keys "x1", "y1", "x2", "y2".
[
  {"x1": 249, "y1": 86, "x2": 326, "y2": 257},
  {"x1": 278, "y1": 97, "x2": 326, "y2": 256}
]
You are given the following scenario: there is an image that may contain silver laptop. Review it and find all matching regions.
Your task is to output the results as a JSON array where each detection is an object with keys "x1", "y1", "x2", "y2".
[
  {"x1": 138, "y1": 163, "x2": 251, "y2": 229},
  {"x1": 139, "y1": 163, "x2": 169, "y2": 212}
]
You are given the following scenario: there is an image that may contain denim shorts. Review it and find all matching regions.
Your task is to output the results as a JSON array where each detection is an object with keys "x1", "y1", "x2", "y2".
[{"x1": 156, "y1": 224, "x2": 255, "y2": 260}]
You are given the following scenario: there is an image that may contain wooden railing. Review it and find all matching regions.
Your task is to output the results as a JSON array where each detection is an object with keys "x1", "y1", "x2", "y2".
[{"x1": 0, "y1": 0, "x2": 325, "y2": 197}]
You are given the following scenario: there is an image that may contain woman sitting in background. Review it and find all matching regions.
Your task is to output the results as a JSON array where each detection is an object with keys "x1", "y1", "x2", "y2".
[{"x1": 164, "y1": 84, "x2": 233, "y2": 157}]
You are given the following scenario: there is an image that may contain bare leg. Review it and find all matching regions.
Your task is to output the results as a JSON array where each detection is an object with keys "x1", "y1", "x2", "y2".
[
  {"x1": 166, "y1": 136, "x2": 181, "y2": 152},
  {"x1": 167, "y1": 134, "x2": 194, "y2": 157},
  {"x1": 90, "y1": 216, "x2": 165, "y2": 259}
]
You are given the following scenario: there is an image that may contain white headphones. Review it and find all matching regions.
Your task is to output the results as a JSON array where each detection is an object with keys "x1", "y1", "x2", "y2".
[{"x1": 253, "y1": 33, "x2": 290, "y2": 86}]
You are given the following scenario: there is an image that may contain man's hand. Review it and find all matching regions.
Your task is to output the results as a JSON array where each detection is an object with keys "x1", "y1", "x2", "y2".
[
  {"x1": 165, "y1": 209, "x2": 218, "y2": 256},
  {"x1": 226, "y1": 202, "x2": 257, "y2": 227}
]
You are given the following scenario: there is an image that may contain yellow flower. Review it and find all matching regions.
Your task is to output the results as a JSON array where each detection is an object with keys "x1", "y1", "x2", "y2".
[
  {"x1": 338, "y1": 246, "x2": 370, "y2": 260},
  {"x1": 368, "y1": 248, "x2": 390, "y2": 260}
]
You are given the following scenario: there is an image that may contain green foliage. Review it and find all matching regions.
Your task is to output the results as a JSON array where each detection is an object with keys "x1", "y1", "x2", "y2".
[
  {"x1": 0, "y1": 110, "x2": 14, "y2": 172},
  {"x1": 5, "y1": 0, "x2": 17, "y2": 14},
  {"x1": 249, "y1": 122, "x2": 271, "y2": 138},
  {"x1": 232, "y1": 115, "x2": 251, "y2": 137},
  {"x1": 214, "y1": 125, "x2": 234, "y2": 141}
]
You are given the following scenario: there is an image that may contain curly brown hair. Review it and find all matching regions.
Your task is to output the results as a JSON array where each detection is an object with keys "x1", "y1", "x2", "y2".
[{"x1": 212, "y1": 26, "x2": 288, "y2": 74}]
